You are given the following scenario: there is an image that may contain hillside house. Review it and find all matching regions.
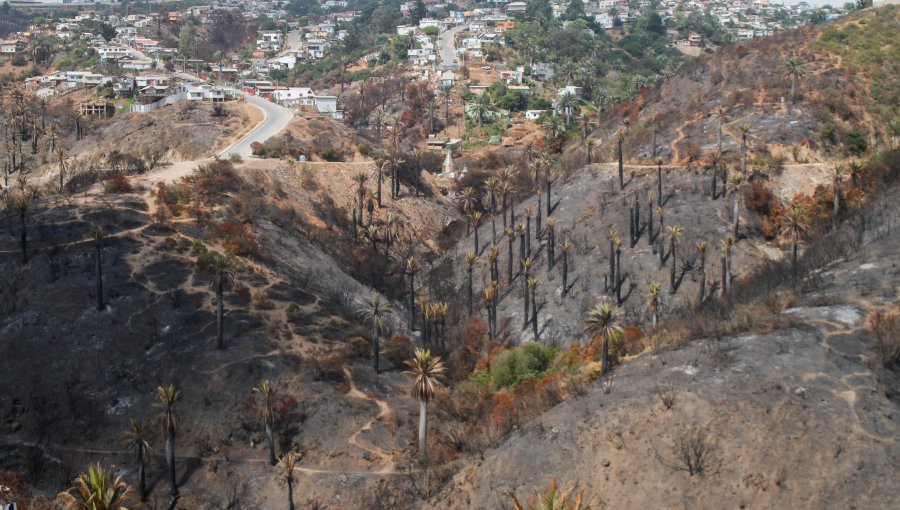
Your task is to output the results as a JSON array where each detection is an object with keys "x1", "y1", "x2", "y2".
[
  {"x1": 0, "y1": 40, "x2": 26, "y2": 54},
  {"x1": 272, "y1": 87, "x2": 342, "y2": 119}
]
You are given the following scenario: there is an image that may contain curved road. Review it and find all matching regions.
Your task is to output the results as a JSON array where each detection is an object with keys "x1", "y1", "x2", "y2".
[{"x1": 218, "y1": 94, "x2": 294, "y2": 159}]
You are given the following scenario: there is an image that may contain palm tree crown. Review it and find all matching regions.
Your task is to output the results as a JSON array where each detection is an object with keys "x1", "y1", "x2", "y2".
[
  {"x1": 57, "y1": 464, "x2": 131, "y2": 510},
  {"x1": 155, "y1": 385, "x2": 178, "y2": 433},
  {"x1": 405, "y1": 348, "x2": 445, "y2": 403},
  {"x1": 585, "y1": 301, "x2": 622, "y2": 342}
]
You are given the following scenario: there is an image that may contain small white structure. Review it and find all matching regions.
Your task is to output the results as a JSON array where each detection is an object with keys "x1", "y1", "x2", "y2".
[{"x1": 525, "y1": 110, "x2": 545, "y2": 120}]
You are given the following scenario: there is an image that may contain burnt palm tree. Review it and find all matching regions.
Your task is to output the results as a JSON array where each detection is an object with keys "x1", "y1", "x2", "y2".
[
  {"x1": 560, "y1": 238, "x2": 572, "y2": 296},
  {"x1": 657, "y1": 206, "x2": 665, "y2": 268},
  {"x1": 647, "y1": 191, "x2": 655, "y2": 244},
  {"x1": 607, "y1": 229, "x2": 618, "y2": 293},
  {"x1": 123, "y1": 419, "x2": 150, "y2": 502},
  {"x1": 465, "y1": 251, "x2": 477, "y2": 315},
  {"x1": 666, "y1": 225, "x2": 684, "y2": 294},
  {"x1": 406, "y1": 257, "x2": 416, "y2": 330},
  {"x1": 471, "y1": 211, "x2": 482, "y2": 253},
  {"x1": 731, "y1": 173, "x2": 746, "y2": 238},
  {"x1": 614, "y1": 234, "x2": 623, "y2": 304},
  {"x1": 17, "y1": 198, "x2": 27, "y2": 264},
  {"x1": 655, "y1": 157, "x2": 665, "y2": 207},
  {"x1": 648, "y1": 282, "x2": 662, "y2": 328},
  {"x1": 484, "y1": 177, "x2": 499, "y2": 240},
  {"x1": 832, "y1": 164, "x2": 844, "y2": 229},
  {"x1": 374, "y1": 161, "x2": 387, "y2": 207},
  {"x1": 529, "y1": 278, "x2": 539, "y2": 340},
  {"x1": 739, "y1": 124, "x2": 751, "y2": 175},
  {"x1": 628, "y1": 195, "x2": 638, "y2": 247},
  {"x1": 57, "y1": 464, "x2": 131, "y2": 510},
  {"x1": 504, "y1": 228, "x2": 515, "y2": 283},
  {"x1": 405, "y1": 349, "x2": 445, "y2": 464},
  {"x1": 280, "y1": 452, "x2": 297, "y2": 510},
  {"x1": 357, "y1": 293, "x2": 392, "y2": 373},
  {"x1": 524, "y1": 206, "x2": 533, "y2": 255},
  {"x1": 713, "y1": 105, "x2": 726, "y2": 154},
  {"x1": 521, "y1": 257, "x2": 533, "y2": 329},
  {"x1": 483, "y1": 286, "x2": 497, "y2": 339},
  {"x1": 695, "y1": 240, "x2": 708, "y2": 305},
  {"x1": 92, "y1": 226, "x2": 104, "y2": 311},
  {"x1": 210, "y1": 254, "x2": 235, "y2": 350},
  {"x1": 781, "y1": 205, "x2": 810, "y2": 273},
  {"x1": 254, "y1": 379, "x2": 279, "y2": 466},
  {"x1": 546, "y1": 217, "x2": 557, "y2": 270},
  {"x1": 489, "y1": 244, "x2": 500, "y2": 284},
  {"x1": 544, "y1": 163, "x2": 556, "y2": 218},
  {"x1": 460, "y1": 186, "x2": 477, "y2": 230},
  {"x1": 785, "y1": 58, "x2": 805, "y2": 104},
  {"x1": 720, "y1": 236, "x2": 734, "y2": 296},
  {"x1": 616, "y1": 127, "x2": 626, "y2": 190},
  {"x1": 585, "y1": 301, "x2": 622, "y2": 376},
  {"x1": 155, "y1": 385, "x2": 178, "y2": 497},
  {"x1": 353, "y1": 172, "x2": 368, "y2": 228},
  {"x1": 56, "y1": 145, "x2": 69, "y2": 192}
]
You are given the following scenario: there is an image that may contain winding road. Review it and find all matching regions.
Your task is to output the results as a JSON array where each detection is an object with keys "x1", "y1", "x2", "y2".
[{"x1": 218, "y1": 94, "x2": 294, "y2": 159}]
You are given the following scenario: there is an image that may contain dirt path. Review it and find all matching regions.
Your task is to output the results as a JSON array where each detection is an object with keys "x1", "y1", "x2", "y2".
[{"x1": 342, "y1": 367, "x2": 398, "y2": 472}]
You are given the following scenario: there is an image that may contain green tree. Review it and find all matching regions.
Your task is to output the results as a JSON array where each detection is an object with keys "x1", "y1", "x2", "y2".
[{"x1": 178, "y1": 23, "x2": 198, "y2": 59}]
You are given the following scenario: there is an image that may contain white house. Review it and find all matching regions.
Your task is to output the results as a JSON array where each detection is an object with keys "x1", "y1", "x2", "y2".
[
  {"x1": 98, "y1": 46, "x2": 131, "y2": 61},
  {"x1": 272, "y1": 87, "x2": 342, "y2": 119},
  {"x1": 557, "y1": 85, "x2": 583, "y2": 98},
  {"x1": 525, "y1": 110, "x2": 545, "y2": 120},
  {"x1": 268, "y1": 56, "x2": 297, "y2": 70}
]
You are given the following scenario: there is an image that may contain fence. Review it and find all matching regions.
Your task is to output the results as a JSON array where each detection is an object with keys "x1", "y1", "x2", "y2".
[{"x1": 130, "y1": 91, "x2": 186, "y2": 114}]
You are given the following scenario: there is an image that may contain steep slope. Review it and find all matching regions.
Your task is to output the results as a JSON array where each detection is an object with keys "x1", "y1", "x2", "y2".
[
  {"x1": 0, "y1": 156, "x2": 458, "y2": 508},
  {"x1": 428, "y1": 184, "x2": 900, "y2": 509}
]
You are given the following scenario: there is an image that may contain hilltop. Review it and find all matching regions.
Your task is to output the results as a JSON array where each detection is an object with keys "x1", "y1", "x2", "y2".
[{"x1": 585, "y1": 5, "x2": 899, "y2": 166}]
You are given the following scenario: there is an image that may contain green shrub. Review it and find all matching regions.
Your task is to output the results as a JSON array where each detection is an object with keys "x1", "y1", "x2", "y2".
[
  {"x1": 487, "y1": 342, "x2": 561, "y2": 390},
  {"x1": 844, "y1": 127, "x2": 868, "y2": 156}
]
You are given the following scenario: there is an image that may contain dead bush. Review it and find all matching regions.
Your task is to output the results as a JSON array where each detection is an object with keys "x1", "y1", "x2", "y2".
[
  {"x1": 385, "y1": 335, "x2": 414, "y2": 368},
  {"x1": 251, "y1": 290, "x2": 275, "y2": 310},
  {"x1": 307, "y1": 347, "x2": 345, "y2": 383},
  {"x1": 657, "y1": 385, "x2": 676, "y2": 410},
  {"x1": 347, "y1": 336, "x2": 371, "y2": 359},
  {"x1": 102, "y1": 172, "x2": 132, "y2": 193},
  {"x1": 659, "y1": 424, "x2": 714, "y2": 476},
  {"x1": 866, "y1": 309, "x2": 900, "y2": 368}
]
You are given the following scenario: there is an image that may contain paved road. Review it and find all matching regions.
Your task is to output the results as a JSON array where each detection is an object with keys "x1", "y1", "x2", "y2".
[
  {"x1": 219, "y1": 94, "x2": 294, "y2": 159},
  {"x1": 281, "y1": 29, "x2": 304, "y2": 56},
  {"x1": 438, "y1": 25, "x2": 466, "y2": 67}
]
